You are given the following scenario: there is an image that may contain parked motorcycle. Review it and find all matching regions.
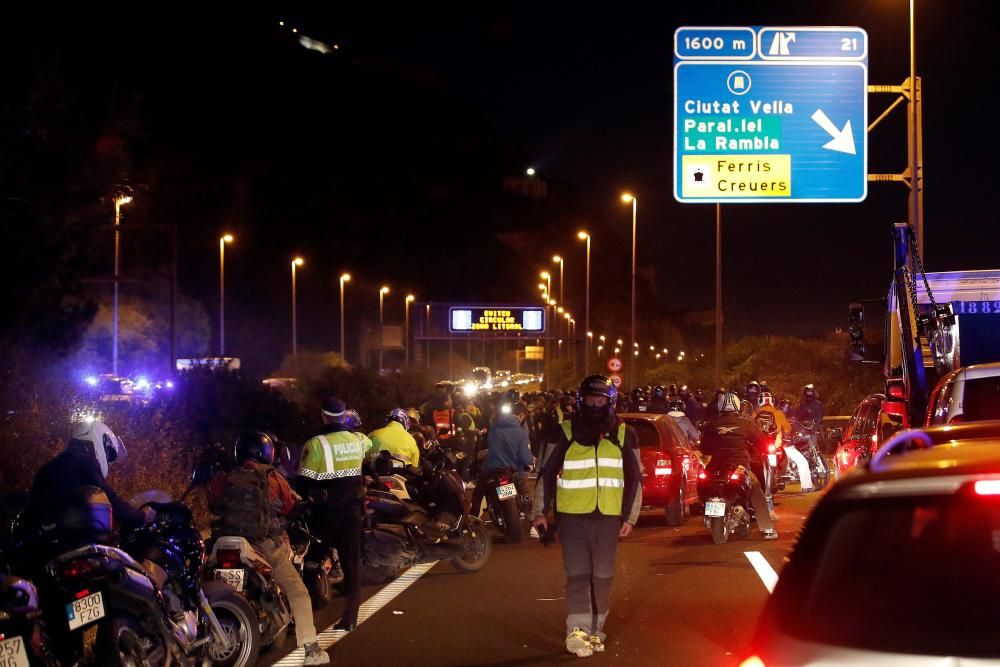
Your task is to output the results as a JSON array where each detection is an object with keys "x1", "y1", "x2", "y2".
[
  {"x1": 287, "y1": 507, "x2": 343, "y2": 611},
  {"x1": 12, "y1": 485, "x2": 260, "y2": 666},
  {"x1": 783, "y1": 420, "x2": 832, "y2": 491},
  {"x1": 362, "y1": 450, "x2": 491, "y2": 583},
  {"x1": 0, "y1": 574, "x2": 55, "y2": 666},
  {"x1": 696, "y1": 464, "x2": 756, "y2": 545}
]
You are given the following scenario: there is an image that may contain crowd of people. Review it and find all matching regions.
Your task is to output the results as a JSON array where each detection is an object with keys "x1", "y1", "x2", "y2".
[{"x1": 12, "y1": 374, "x2": 827, "y2": 664}]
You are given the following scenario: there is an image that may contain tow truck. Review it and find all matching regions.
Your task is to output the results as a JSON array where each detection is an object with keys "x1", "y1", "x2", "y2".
[{"x1": 849, "y1": 223, "x2": 1000, "y2": 427}]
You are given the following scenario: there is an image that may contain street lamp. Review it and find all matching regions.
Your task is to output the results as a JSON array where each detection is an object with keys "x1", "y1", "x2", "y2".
[
  {"x1": 219, "y1": 234, "x2": 234, "y2": 357},
  {"x1": 587, "y1": 331, "x2": 594, "y2": 368},
  {"x1": 617, "y1": 338, "x2": 623, "y2": 346},
  {"x1": 552, "y1": 255, "x2": 565, "y2": 307},
  {"x1": 577, "y1": 231, "x2": 591, "y2": 374},
  {"x1": 378, "y1": 286, "x2": 390, "y2": 373},
  {"x1": 291, "y1": 257, "x2": 304, "y2": 358},
  {"x1": 621, "y1": 193, "x2": 638, "y2": 359},
  {"x1": 405, "y1": 294, "x2": 415, "y2": 367},
  {"x1": 112, "y1": 195, "x2": 132, "y2": 375},
  {"x1": 339, "y1": 273, "x2": 351, "y2": 361}
]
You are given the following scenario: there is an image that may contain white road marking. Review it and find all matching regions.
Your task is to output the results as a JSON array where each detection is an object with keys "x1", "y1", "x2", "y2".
[
  {"x1": 744, "y1": 551, "x2": 778, "y2": 594},
  {"x1": 273, "y1": 561, "x2": 438, "y2": 665}
]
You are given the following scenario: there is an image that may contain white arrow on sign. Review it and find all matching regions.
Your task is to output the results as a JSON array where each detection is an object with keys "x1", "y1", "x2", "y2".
[{"x1": 811, "y1": 109, "x2": 856, "y2": 155}]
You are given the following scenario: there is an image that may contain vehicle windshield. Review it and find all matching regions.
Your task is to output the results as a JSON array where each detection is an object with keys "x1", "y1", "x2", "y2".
[
  {"x1": 774, "y1": 492, "x2": 1000, "y2": 657},
  {"x1": 625, "y1": 420, "x2": 660, "y2": 449},
  {"x1": 964, "y1": 377, "x2": 1000, "y2": 421}
]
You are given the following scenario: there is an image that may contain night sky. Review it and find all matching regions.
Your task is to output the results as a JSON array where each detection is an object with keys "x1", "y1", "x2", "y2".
[{"x1": 3, "y1": 2, "x2": 997, "y2": 374}]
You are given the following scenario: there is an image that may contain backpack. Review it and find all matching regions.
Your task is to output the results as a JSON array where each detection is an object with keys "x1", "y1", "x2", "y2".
[{"x1": 212, "y1": 467, "x2": 272, "y2": 543}]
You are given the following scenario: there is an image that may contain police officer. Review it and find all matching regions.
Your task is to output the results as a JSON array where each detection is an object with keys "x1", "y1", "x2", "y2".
[
  {"x1": 700, "y1": 392, "x2": 778, "y2": 539},
  {"x1": 296, "y1": 397, "x2": 373, "y2": 631},
  {"x1": 531, "y1": 376, "x2": 642, "y2": 658}
]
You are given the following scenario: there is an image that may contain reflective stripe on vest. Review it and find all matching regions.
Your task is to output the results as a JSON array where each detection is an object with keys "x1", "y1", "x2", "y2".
[
  {"x1": 555, "y1": 420, "x2": 626, "y2": 516},
  {"x1": 298, "y1": 431, "x2": 371, "y2": 480}
]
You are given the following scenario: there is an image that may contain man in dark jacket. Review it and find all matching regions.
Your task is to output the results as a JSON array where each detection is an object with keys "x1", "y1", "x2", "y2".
[
  {"x1": 794, "y1": 384, "x2": 825, "y2": 422},
  {"x1": 700, "y1": 392, "x2": 777, "y2": 539},
  {"x1": 471, "y1": 402, "x2": 533, "y2": 512},
  {"x1": 531, "y1": 376, "x2": 643, "y2": 658}
]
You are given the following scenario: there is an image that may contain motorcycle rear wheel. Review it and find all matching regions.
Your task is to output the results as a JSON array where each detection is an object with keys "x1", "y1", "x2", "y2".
[
  {"x1": 499, "y1": 497, "x2": 523, "y2": 543},
  {"x1": 203, "y1": 580, "x2": 261, "y2": 667},
  {"x1": 95, "y1": 614, "x2": 160, "y2": 667},
  {"x1": 450, "y1": 515, "x2": 492, "y2": 574},
  {"x1": 710, "y1": 516, "x2": 729, "y2": 545}
]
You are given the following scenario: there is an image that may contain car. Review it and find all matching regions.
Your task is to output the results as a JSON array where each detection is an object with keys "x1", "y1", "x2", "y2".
[
  {"x1": 819, "y1": 415, "x2": 851, "y2": 453},
  {"x1": 926, "y1": 361, "x2": 1000, "y2": 426},
  {"x1": 620, "y1": 413, "x2": 704, "y2": 526},
  {"x1": 744, "y1": 435, "x2": 1000, "y2": 666},
  {"x1": 831, "y1": 394, "x2": 904, "y2": 478}
]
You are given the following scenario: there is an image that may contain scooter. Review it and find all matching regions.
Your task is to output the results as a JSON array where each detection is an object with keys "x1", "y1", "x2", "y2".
[{"x1": 0, "y1": 574, "x2": 55, "y2": 666}]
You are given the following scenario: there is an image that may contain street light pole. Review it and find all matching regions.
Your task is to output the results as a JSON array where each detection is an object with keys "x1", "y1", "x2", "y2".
[
  {"x1": 112, "y1": 195, "x2": 132, "y2": 375},
  {"x1": 405, "y1": 294, "x2": 415, "y2": 368},
  {"x1": 577, "y1": 231, "x2": 591, "y2": 375},
  {"x1": 552, "y1": 255, "x2": 564, "y2": 308},
  {"x1": 621, "y1": 194, "x2": 637, "y2": 364},
  {"x1": 378, "y1": 286, "x2": 390, "y2": 373},
  {"x1": 339, "y1": 273, "x2": 351, "y2": 362},
  {"x1": 219, "y1": 234, "x2": 234, "y2": 357},
  {"x1": 291, "y1": 257, "x2": 303, "y2": 359},
  {"x1": 908, "y1": 0, "x2": 923, "y2": 261}
]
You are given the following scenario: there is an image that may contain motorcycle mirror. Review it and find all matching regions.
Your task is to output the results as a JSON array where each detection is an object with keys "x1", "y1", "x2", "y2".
[{"x1": 378, "y1": 449, "x2": 392, "y2": 459}]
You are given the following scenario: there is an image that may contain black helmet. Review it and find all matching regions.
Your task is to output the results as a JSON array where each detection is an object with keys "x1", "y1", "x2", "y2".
[
  {"x1": 667, "y1": 399, "x2": 686, "y2": 414},
  {"x1": 631, "y1": 387, "x2": 645, "y2": 401},
  {"x1": 667, "y1": 383, "x2": 679, "y2": 397},
  {"x1": 803, "y1": 384, "x2": 817, "y2": 400},
  {"x1": 745, "y1": 380, "x2": 761, "y2": 399},
  {"x1": 678, "y1": 384, "x2": 690, "y2": 398},
  {"x1": 235, "y1": 431, "x2": 276, "y2": 465},
  {"x1": 577, "y1": 375, "x2": 618, "y2": 421},
  {"x1": 506, "y1": 388, "x2": 521, "y2": 404},
  {"x1": 694, "y1": 388, "x2": 705, "y2": 401},
  {"x1": 652, "y1": 385, "x2": 666, "y2": 398}
]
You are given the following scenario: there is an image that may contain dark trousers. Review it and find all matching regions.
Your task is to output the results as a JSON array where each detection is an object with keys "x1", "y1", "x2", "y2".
[
  {"x1": 558, "y1": 513, "x2": 621, "y2": 641},
  {"x1": 312, "y1": 500, "x2": 363, "y2": 623}
]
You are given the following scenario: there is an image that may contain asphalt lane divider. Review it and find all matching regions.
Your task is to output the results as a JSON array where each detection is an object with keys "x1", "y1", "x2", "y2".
[
  {"x1": 744, "y1": 551, "x2": 778, "y2": 594},
  {"x1": 273, "y1": 560, "x2": 439, "y2": 666}
]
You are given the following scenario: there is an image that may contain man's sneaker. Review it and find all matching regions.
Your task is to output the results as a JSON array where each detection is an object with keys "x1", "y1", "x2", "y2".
[
  {"x1": 588, "y1": 636, "x2": 605, "y2": 653},
  {"x1": 303, "y1": 642, "x2": 330, "y2": 665},
  {"x1": 762, "y1": 529, "x2": 779, "y2": 540},
  {"x1": 529, "y1": 526, "x2": 541, "y2": 539},
  {"x1": 565, "y1": 628, "x2": 593, "y2": 658}
]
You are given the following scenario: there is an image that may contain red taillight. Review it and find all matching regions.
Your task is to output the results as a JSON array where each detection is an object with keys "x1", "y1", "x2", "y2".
[
  {"x1": 216, "y1": 549, "x2": 242, "y2": 568},
  {"x1": 62, "y1": 559, "x2": 96, "y2": 580},
  {"x1": 698, "y1": 472, "x2": 707, "y2": 480},
  {"x1": 738, "y1": 656, "x2": 766, "y2": 667},
  {"x1": 767, "y1": 444, "x2": 776, "y2": 454},
  {"x1": 949, "y1": 414, "x2": 965, "y2": 424},
  {"x1": 730, "y1": 473, "x2": 740, "y2": 481},
  {"x1": 974, "y1": 480, "x2": 1000, "y2": 496},
  {"x1": 74, "y1": 588, "x2": 91, "y2": 599}
]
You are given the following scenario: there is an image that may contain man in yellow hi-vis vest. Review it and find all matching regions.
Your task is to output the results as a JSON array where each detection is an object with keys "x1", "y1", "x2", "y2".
[
  {"x1": 532, "y1": 376, "x2": 642, "y2": 658},
  {"x1": 295, "y1": 396, "x2": 373, "y2": 632}
]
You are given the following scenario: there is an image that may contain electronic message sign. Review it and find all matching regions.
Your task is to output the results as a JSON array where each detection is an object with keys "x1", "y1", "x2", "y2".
[{"x1": 448, "y1": 306, "x2": 546, "y2": 334}]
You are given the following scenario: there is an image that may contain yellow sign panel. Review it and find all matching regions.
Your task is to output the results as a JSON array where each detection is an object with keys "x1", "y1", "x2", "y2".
[{"x1": 681, "y1": 154, "x2": 791, "y2": 198}]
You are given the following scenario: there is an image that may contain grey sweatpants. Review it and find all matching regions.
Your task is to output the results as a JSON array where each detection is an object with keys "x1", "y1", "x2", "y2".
[{"x1": 558, "y1": 514, "x2": 621, "y2": 641}]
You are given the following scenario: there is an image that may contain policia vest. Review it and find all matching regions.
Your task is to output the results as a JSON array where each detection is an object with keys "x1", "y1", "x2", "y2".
[
  {"x1": 299, "y1": 431, "x2": 373, "y2": 481},
  {"x1": 555, "y1": 420, "x2": 626, "y2": 516}
]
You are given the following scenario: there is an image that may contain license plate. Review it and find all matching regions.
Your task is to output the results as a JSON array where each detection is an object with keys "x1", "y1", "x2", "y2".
[
  {"x1": 214, "y1": 568, "x2": 245, "y2": 592},
  {"x1": 496, "y1": 482, "x2": 517, "y2": 501},
  {"x1": 705, "y1": 501, "x2": 726, "y2": 517},
  {"x1": 66, "y1": 591, "x2": 105, "y2": 631},
  {"x1": 0, "y1": 636, "x2": 29, "y2": 667},
  {"x1": 768, "y1": 454, "x2": 778, "y2": 466}
]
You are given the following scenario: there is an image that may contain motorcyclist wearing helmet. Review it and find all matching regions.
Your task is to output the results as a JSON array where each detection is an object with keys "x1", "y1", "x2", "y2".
[
  {"x1": 705, "y1": 387, "x2": 727, "y2": 422},
  {"x1": 29, "y1": 419, "x2": 148, "y2": 529},
  {"x1": 700, "y1": 392, "x2": 778, "y2": 539},
  {"x1": 667, "y1": 383, "x2": 679, "y2": 399},
  {"x1": 471, "y1": 401, "x2": 534, "y2": 517},
  {"x1": 777, "y1": 397, "x2": 793, "y2": 419},
  {"x1": 794, "y1": 384, "x2": 825, "y2": 423},
  {"x1": 753, "y1": 392, "x2": 791, "y2": 437},
  {"x1": 532, "y1": 375, "x2": 642, "y2": 657},
  {"x1": 666, "y1": 399, "x2": 700, "y2": 443},
  {"x1": 343, "y1": 409, "x2": 363, "y2": 433},
  {"x1": 630, "y1": 387, "x2": 648, "y2": 413},
  {"x1": 677, "y1": 385, "x2": 700, "y2": 421},
  {"x1": 368, "y1": 408, "x2": 420, "y2": 468},
  {"x1": 647, "y1": 385, "x2": 670, "y2": 414},
  {"x1": 210, "y1": 432, "x2": 329, "y2": 665},
  {"x1": 741, "y1": 381, "x2": 762, "y2": 418}
]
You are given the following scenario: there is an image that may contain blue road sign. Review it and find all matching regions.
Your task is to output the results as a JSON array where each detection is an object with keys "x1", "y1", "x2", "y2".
[{"x1": 674, "y1": 27, "x2": 868, "y2": 203}]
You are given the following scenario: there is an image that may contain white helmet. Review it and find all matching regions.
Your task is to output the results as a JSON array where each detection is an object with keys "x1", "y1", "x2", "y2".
[{"x1": 69, "y1": 420, "x2": 127, "y2": 480}]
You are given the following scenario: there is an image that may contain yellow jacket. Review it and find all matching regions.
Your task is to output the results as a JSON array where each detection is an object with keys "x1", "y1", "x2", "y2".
[{"x1": 368, "y1": 421, "x2": 421, "y2": 466}]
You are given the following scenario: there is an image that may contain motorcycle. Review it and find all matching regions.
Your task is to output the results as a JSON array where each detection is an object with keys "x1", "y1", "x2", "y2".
[
  {"x1": 13, "y1": 485, "x2": 260, "y2": 666},
  {"x1": 203, "y1": 535, "x2": 291, "y2": 651},
  {"x1": 696, "y1": 463, "x2": 756, "y2": 545},
  {"x1": 287, "y1": 507, "x2": 343, "y2": 611},
  {"x1": 0, "y1": 574, "x2": 55, "y2": 666},
  {"x1": 361, "y1": 450, "x2": 491, "y2": 583},
  {"x1": 783, "y1": 420, "x2": 832, "y2": 491},
  {"x1": 480, "y1": 468, "x2": 526, "y2": 544}
]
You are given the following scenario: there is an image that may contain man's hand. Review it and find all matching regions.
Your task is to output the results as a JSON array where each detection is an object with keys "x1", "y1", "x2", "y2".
[
  {"x1": 532, "y1": 515, "x2": 548, "y2": 533},
  {"x1": 619, "y1": 521, "x2": 634, "y2": 538}
]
